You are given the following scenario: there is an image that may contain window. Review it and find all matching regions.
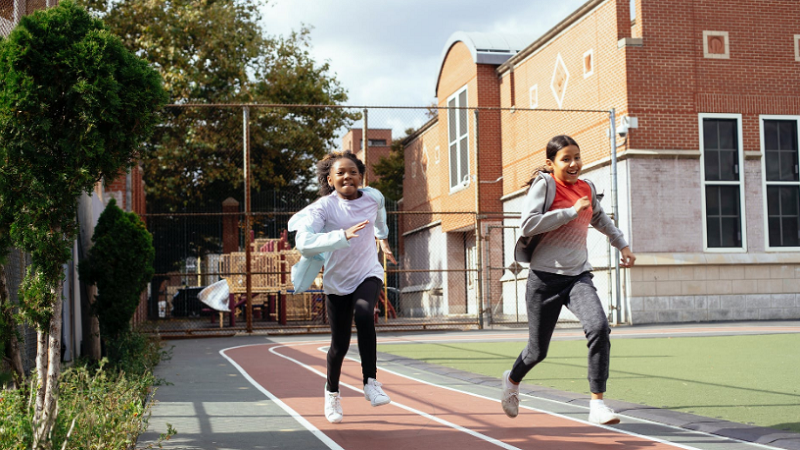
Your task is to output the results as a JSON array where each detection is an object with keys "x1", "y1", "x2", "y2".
[
  {"x1": 447, "y1": 86, "x2": 469, "y2": 192},
  {"x1": 699, "y1": 114, "x2": 746, "y2": 251},
  {"x1": 529, "y1": 85, "x2": 538, "y2": 109},
  {"x1": 761, "y1": 116, "x2": 800, "y2": 249},
  {"x1": 583, "y1": 49, "x2": 594, "y2": 78},
  {"x1": 367, "y1": 139, "x2": 387, "y2": 146}
]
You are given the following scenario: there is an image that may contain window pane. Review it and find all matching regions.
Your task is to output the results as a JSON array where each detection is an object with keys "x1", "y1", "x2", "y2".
[
  {"x1": 767, "y1": 186, "x2": 800, "y2": 247},
  {"x1": 764, "y1": 120, "x2": 779, "y2": 150},
  {"x1": 448, "y1": 98, "x2": 456, "y2": 143},
  {"x1": 719, "y1": 149, "x2": 738, "y2": 181},
  {"x1": 704, "y1": 150, "x2": 720, "y2": 181},
  {"x1": 779, "y1": 121, "x2": 798, "y2": 151},
  {"x1": 449, "y1": 143, "x2": 458, "y2": 188},
  {"x1": 706, "y1": 186, "x2": 720, "y2": 215},
  {"x1": 459, "y1": 136, "x2": 469, "y2": 183},
  {"x1": 779, "y1": 150, "x2": 799, "y2": 181},
  {"x1": 703, "y1": 120, "x2": 718, "y2": 150},
  {"x1": 781, "y1": 217, "x2": 799, "y2": 247},
  {"x1": 718, "y1": 120, "x2": 736, "y2": 149},
  {"x1": 720, "y1": 217, "x2": 741, "y2": 248},
  {"x1": 767, "y1": 186, "x2": 780, "y2": 213},
  {"x1": 768, "y1": 217, "x2": 781, "y2": 246},
  {"x1": 780, "y1": 186, "x2": 799, "y2": 215},
  {"x1": 706, "y1": 217, "x2": 721, "y2": 248},
  {"x1": 458, "y1": 90, "x2": 468, "y2": 139},
  {"x1": 719, "y1": 186, "x2": 739, "y2": 216}
]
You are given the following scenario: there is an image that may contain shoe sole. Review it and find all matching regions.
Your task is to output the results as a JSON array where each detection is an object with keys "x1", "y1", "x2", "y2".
[{"x1": 370, "y1": 397, "x2": 391, "y2": 407}]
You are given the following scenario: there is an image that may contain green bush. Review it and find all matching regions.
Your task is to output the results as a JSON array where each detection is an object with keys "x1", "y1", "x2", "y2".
[
  {"x1": 0, "y1": 331, "x2": 173, "y2": 449},
  {"x1": 80, "y1": 199, "x2": 155, "y2": 340}
]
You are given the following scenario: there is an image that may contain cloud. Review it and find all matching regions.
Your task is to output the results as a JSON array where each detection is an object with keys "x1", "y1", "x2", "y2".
[{"x1": 260, "y1": 0, "x2": 588, "y2": 107}]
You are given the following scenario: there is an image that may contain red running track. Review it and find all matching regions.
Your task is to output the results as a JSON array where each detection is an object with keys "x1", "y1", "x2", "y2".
[{"x1": 222, "y1": 340, "x2": 703, "y2": 450}]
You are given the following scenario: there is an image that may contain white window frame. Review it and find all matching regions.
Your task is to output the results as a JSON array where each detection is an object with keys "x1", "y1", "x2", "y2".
[
  {"x1": 794, "y1": 35, "x2": 800, "y2": 62},
  {"x1": 583, "y1": 49, "x2": 594, "y2": 78},
  {"x1": 698, "y1": 113, "x2": 747, "y2": 252},
  {"x1": 529, "y1": 84, "x2": 538, "y2": 109},
  {"x1": 759, "y1": 114, "x2": 800, "y2": 252},
  {"x1": 447, "y1": 85, "x2": 470, "y2": 194}
]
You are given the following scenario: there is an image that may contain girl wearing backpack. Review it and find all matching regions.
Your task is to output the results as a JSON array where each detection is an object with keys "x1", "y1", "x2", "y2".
[{"x1": 500, "y1": 135, "x2": 635, "y2": 425}]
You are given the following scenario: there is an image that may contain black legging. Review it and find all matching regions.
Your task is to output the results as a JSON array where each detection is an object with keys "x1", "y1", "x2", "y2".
[{"x1": 325, "y1": 276, "x2": 383, "y2": 392}]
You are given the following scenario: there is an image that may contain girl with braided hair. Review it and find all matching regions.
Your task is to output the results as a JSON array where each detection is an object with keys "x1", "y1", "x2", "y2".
[{"x1": 288, "y1": 150, "x2": 396, "y2": 424}]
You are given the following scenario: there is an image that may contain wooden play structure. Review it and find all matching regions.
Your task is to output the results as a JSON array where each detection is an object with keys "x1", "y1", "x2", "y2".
[{"x1": 215, "y1": 236, "x2": 325, "y2": 327}]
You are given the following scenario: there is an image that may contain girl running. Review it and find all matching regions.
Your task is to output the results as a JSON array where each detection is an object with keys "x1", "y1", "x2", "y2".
[
  {"x1": 288, "y1": 150, "x2": 397, "y2": 424},
  {"x1": 501, "y1": 135, "x2": 635, "y2": 425}
]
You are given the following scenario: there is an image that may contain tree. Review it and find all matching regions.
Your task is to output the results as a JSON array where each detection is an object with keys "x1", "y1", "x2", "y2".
[
  {"x1": 0, "y1": 2, "x2": 167, "y2": 445},
  {"x1": 77, "y1": 0, "x2": 359, "y2": 275},
  {"x1": 79, "y1": 199, "x2": 155, "y2": 340},
  {"x1": 371, "y1": 129, "x2": 414, "y2": 202},
  {"x1": 78, "y1": 0, "x2": 359, "y2": 209}
]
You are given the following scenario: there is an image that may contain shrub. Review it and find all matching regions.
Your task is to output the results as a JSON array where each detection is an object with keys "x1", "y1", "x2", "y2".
[
  {"x1": 80, "y1": 199, "x2": 155, "y2": 340},
  {"x1": 0, "y1": 331, "x2": 173, "y2": 449}
]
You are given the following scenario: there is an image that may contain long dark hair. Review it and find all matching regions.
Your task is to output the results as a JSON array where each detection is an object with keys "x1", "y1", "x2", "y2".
[
  {"x1": 523, "y1": 135, "x2": 580, "y2": 187},
  {"x1": 315, "y1": 150, "x2": 366, "y2": 197}
]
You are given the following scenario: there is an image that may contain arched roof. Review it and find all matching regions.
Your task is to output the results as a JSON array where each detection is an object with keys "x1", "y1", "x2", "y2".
[{"x1": 435, "y1": 31, "x2": 534, "y2": 94}]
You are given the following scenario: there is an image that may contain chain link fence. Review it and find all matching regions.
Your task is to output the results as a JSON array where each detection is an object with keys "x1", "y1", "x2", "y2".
[{"x1": 133, "y1": 104, "x2": 621, "y2": 337}]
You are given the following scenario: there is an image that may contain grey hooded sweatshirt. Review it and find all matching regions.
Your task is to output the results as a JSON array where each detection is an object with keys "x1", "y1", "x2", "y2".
[{"x1": 513, "y1": 173, "x2": 628, "y2": 275}]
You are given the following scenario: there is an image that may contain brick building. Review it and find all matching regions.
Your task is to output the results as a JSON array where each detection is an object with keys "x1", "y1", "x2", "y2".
[
  {"x1": 342, "y1": 128, "x2": 393, "y2": 185},
  {"x1": 402, "y1": 0, "x2": 800, "y2": 324}
]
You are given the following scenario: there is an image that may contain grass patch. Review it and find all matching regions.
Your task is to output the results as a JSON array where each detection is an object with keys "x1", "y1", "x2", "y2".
[{"x1": 378, "y1": 333, "x2": 800, "y2": 432}]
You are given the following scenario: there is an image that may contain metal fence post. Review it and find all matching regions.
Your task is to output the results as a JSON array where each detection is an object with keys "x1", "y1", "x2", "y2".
[
  {"x1": 363, "y1": 108, "x2": 369, "y2": 186},
  {"x1": 244, "y1": 106, "x2": 253, "y2": 333},
  {"x1": 609, "y1": 108, "x2": 621, "y2": 326},
  {"x1": 474, "y1": 109, "x2": 484, "y2": 329}
]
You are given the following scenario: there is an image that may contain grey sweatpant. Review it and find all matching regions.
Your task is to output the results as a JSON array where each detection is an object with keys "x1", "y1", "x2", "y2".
[{"x1": 509, "y1": 270, "x2": 611, "y2": 393}]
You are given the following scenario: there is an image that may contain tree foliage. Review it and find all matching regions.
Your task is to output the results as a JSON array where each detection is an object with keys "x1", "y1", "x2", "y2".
[
  {"x1": 0, "y1": 0, "x2": 166, "y2": 324},
  {"x1": 78, "y1": 0, "x2": 360, "y2": 212},
  {"x1": 79, "y1": 199, "x2": 155, "y2": 339},
  {"x1": 0, "y1": 1, "x2": 166, "y2": 442},
  {"x1": 371, "y1": 130, "x2": 413, "y2": 202}
]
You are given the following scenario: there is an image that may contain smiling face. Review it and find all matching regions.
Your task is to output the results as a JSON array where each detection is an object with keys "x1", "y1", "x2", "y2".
[
  {"x1": 545, "y1": 144, "x2": 582, "y2": 184},
  {"x1": 327, "y1": 158, "x2": 363, "y2": 200}
]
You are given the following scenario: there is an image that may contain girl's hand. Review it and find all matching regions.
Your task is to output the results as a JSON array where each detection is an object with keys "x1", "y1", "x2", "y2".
[
  {"x1": 379, "y1": 239, "x2": 397, "y2": 265},
  {"x1": 573, "y1": 196, "x2": 591, "y2": 214},
  {"x1": 620, "y1": 246, "x2": 636, "y2": 268},
  {"x1": 345, "y1": 220, "x2": 369, "y2": 240}
]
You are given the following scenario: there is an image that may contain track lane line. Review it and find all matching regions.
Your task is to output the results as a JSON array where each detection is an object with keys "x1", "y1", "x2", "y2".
[
  {"x1": 220, "y1": 343, "x2": 344, "y2": 450},
  {"x1": 267, "y1": 343, "x2": 524, "y2": 450}
]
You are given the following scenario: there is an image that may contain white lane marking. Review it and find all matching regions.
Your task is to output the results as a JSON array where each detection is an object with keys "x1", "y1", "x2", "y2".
[
  {"x1": 268, "y1": 344, "x2": 523, "y2": 450},
  {"x1": 334, "y1": 348, "x2": 777, "y2": 450},
  {"x1": 219, "y1": 345, "x2": 344, "y2": 450}
]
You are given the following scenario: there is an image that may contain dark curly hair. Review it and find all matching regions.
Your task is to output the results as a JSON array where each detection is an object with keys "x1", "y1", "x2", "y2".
[
  {"x1": 315, "y1": 150, "x2": 366, "y2": 197},
  {"x1": 523, "y1": 135, "x2": 580, "y2": 187}
]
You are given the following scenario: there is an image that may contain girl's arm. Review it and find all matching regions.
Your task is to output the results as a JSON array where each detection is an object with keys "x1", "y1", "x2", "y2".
[
  {"x1": 288, "y1": 204, "x2": 351, "y2": 258},
  {"x1": 519, "y1": 177, "x2": 579, "y2": 237},
  {"x1": 587, "y1": 182, "x2": 628, "y2": 250}
]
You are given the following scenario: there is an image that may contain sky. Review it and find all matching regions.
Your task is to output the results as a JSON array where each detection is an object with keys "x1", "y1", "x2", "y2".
[{"x1": 259, "y1": 0, "x2": 590, "y2": 108}]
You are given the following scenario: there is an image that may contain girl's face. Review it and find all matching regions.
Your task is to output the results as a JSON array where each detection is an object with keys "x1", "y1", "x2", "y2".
[
  {"x1": 327, "y1": 158, "x2": 363, "y2": 200},
  {"x1": 546, "y1": 144, "x2": 582, "y2": 185}
]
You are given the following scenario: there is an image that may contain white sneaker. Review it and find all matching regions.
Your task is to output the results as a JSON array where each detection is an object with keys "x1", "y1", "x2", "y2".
[
  {"x1": 500, "y1": 370, "x2": 519, "y2": 418},
  {"x1": 588, "y1": 400, "x2": 620, "y2": 425},
  {"x1": 324, "y1": 386, "x2": 343, "y2": 423},
  {"x1": 363, "y1": 378, "x2": 391, "y2": 406}
]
